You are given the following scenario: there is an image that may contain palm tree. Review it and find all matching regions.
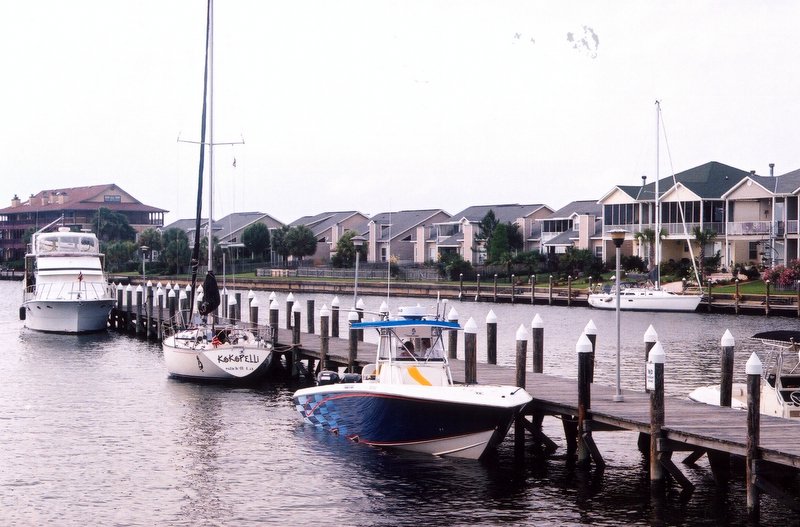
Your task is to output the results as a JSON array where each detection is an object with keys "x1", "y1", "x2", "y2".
[
  {"x1": 692, "y1": 226, "x2": 717, "y2": 284},
  {"x1": 633, "y1": 228, "x2": 666, "y2": 271}
]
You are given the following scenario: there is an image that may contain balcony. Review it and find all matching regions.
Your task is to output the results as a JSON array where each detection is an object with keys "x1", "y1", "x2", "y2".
[{"x1": 726, "y1": 221, "x2": 773, "y2": 236}]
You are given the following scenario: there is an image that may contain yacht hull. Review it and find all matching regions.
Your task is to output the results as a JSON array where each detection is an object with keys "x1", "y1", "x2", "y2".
[
  {"x1": 587, "y1": 290, "x2": 701, "y2": 312},
  {"x1": 22, "y1": 298, "x2": 114, "y2": 333}
]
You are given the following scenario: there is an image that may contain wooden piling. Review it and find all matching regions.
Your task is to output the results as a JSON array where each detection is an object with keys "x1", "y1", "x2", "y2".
[
  {"x1": 447, "y1": 307, "x2": 459, "y2": 359},
  {"x1": 765, "y1": 280, "x2": 771, "y2": 317},
  {"x1": 269, "y1": 300, "x2": 279, "y2": 347},
  {"x1": 585, "y1": 319, "x2": 597, "y2": 383},
  {"x1": 464, "y1": 318, "x2": 477, "y2": 384},
  {"x1": 458, "y1": 273, "x2": 464, "y2": 301},
  {"x1": 331, "y1": 296, "x2": 340, "y2": 338},
  {"x1": 493, "y1": 274, "x2": 498, "y2": 302},
  {"x1": 486, "y1": 310, "x2": 497, "y2": 365},
  {"x1": 319, "y1": 304, "x2": 330, "y2": 372},
  {"x1": 475, "y1": 273, "x2": 481, "y2": 302},
  {"x1": 135, "y1": 285, "x2": 143, "y2": 336},
  {"x1": 530, "y1": 275, "x2": 536, "y2": 304},
  {"x1": 707, "y1": 279, "x2": 712, "y2": 313},
  {"x1": 292, "y1": 303, "x2": 301, "y2": 345},
  {"x1": 735, "y1": 279, "x2": 740, "y2": 314},
  {"x1": 249, "y1": 297, "x2": 259, "y2": 326},
  {"x1": 531, "y1": 314, "x2": 544, "y2": 374},
  {"x1": 746, "y1": 352, "x2": 763, "y2": 519},
  {"x1": 576, "y1": 333, "x2": 593, "y2": 466},
  {"x1": 286, "y1": 293, "x2": 295, "y2": 329},
  {"x1": 356, "y1": 298, "x2": 365, "y2": 342},
  {"x1": 307, "y1": 299, "x2": 315, "y2": 335},
  {"x1": 515, "y1": 324, "x2": 528, "y2": 458},
  {"x1": 648, "y1": 342, "x2": 665, "y2": 483},
  {"x1": 548, "y1": 275, "x2": 553, "y2": 306},
  {"x1": 720, "y1": 329, "x2": 735, "y2": 408},
  {"x1": 511, "y1": 274, "x2": 516, "y2": 303},
  {"x1": 348, "y1": 310, "x2": 359, "y2": 373},
  {"x1": 567, "y1": 276, "x2": 572, "y2": 307},
  {"x1": 644, "y1": 325, "x2": 657, "y2": 390},
  {"x1": 168, "y1": 289, "x2": 176, "y2": 329}
]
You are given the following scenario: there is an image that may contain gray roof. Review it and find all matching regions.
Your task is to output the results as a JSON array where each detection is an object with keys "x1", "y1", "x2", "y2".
[
  {"x1": 213, "y1": 212, "x2": 284, "y2": 242},
  {"x1": 449, "y1": 203, "x2": 549, "y2": 224},
  {"x1": 162, "y1": 218, "x2": 208, "y2": 232},
  {"x1": 370, "y1": 209, "x2": 448, "y2": 242},
  {"x1": 290, "y1": 211, "x2": 368, "y2": 237},
  {"x1": 547, "y1": 200, "x2": 602, "y2": 219},
  {"x1": 543, "y1": 230, "x2": 578, "y2": 246},
  {"x1": 639, "y1": 161, "x2": 750, "y2": 200}
]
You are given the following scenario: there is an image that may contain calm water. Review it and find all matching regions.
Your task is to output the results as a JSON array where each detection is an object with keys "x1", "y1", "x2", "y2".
[{"x1": 1, "y1": 280, "x2": 793, "y2": 525}]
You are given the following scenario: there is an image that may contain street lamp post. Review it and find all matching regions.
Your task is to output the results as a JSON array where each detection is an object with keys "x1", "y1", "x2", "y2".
[
  {"x1": 351, "y1": 235, "x2": 366, "y2": 308},
  {"x1": 141, "y1": 245, "x2": 149, "y2": 282},
  {"x1": 610, "y1": 229, "x2": 627, "y2": 402}
]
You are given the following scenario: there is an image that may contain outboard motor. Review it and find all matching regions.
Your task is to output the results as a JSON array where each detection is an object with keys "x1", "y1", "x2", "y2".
[
  {"x1": 19, "y1": 306, "x2": 25, "y2": 320},
  {"x1": 340, "y1": 373, "x2": 362, "y2": 383},
  {"x1": 316, "y1": 370, "x2": 340, "y2": 386}
]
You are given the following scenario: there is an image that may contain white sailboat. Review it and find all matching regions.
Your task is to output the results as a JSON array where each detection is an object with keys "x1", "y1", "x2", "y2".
[
  {"x1": 161, "y1": 0, "x2": 273, "y2": 382},
  {"x1": 588, "y1": 102, "x2": 702, "y2": 312},
  {"x1": 20, "y1": 218, "x2": 115, "y2": 333}
]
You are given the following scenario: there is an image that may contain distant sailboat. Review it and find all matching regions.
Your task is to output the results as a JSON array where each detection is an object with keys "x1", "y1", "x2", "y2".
[
  {"x1": 588, "y1": 102, "x2": 702, "y2": 312},
  {"x1": 161, "y1": 0, "x2": 274, "y2": 382}
]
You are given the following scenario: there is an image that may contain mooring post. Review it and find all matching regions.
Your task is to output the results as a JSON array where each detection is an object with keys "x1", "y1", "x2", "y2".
[
  {"x1": 125, "y1": 284, "x2": 133, "y2": 330},
  {"x1": 584, "y1": 319, "x2": 597, "y2": 383},
  {"x1": 356, "y1": 298, "x2": 365, "y2": 342},
  {"x1": 648, "y1": 341, "x2": 666, "y2": 484},
  {"x1": 168, "y1": 289, "x2": 176, "y2": 330},
  {"x1": 221, "y1": 288, "x2": 229, "y2": 319},
  {"x1": 530, "y1": 275, "x2": 536, "y2": 304},
  {"x1": 735, "y1": 278, "x2": 740, "y2": 314},
  {"x1": 515, "y1": 323, "x2": 529, "y2": 458},
  {"x1": 228, "y1": 295, "x2": 237, "y2": 323},
  {"x1": 285, "y1": 292, "x2": 295, "y2": 329},
  {"x1": 319, "y1": 304, "x2": 330, "y2": 372},
  {"x1": 155, "y1": 285, "x2": 163, "y2": 339},
  {"x1": 548, "y1": 275, "x2": 553, "y2": 306},
  {"x1": 464, "y1": 318, "x2": 477, "y2": 384},
  {"x1": 746, "y1": 352, "x2": 762, "y2": 519},
  {"x1": 720, "y1": 329, "x2": 735, "y2": 408},
  {"x1": 116, "y1": 283, "x2": 124, "y2": 330},
  {"x1": 493, "y1": 274, "x2": 498, "y2": 302},
  {"x1": 576, "y1": 333, "x2": 593, "y2": 465},
  {"x1": 531, "y1": 314, "x2": 544, "y2": 374},
  {"x1": 475, "y1": 273, "x2": 481, "y2": 302},
  {"x1": 644, "y1": 325, "x2": 657, "y2": 388},
  {"x1": 511, "y1": 274, "x2": 516, "y2": 303},
  {"x1": 146, "y1": 281, "x2": 154, "y2": 338},
  {"x1": 135, "y1": 285, "x2": 143, "y2": 336},
  {"x1": 447, "y1": 307, "x2": 459, "y2": 359},
  {"x1": 307, "y1": 299, "x2": 315, "y2": 335},
  {"x1": 180, "y1": 287, "x2": 189, "y2": 325},
  {"x1": 486, "y1": 309, "x2": 497, "y2": 365},
  {"x1": 458, "y1": 273, "x2": 464, "y2": 301},
  {"x1": 764, "y1": 280, "x2": 770, "y2": 317},
  {"x1": 269, "y1": 300, "x2": 279, "y2": 347},
  {"x1": 567, "y1": 275, "x2": 572, "y2": 307},
  {"x1": 707, "y1": 279, "x2": 713, "y2": 313},
  {"x1": 348, "y1": 309, "x2": 359, "y2": 373},
  {"x1": 291, "y1": 302, "x2": 302, "y2": 378},
  {"x1": 249, "y1": 297, "x2": 259, "y2": 327},
  {"x1": 331, "y1": 296, "x2": 340, "y2": 338}
]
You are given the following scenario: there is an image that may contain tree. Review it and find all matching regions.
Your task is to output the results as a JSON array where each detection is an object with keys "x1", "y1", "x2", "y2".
[
  {"x1": 331, "y1": 230, "x2": 367, "y2": 268},
  {"x1": 692, "y1": 226, "x2": 718, "y2": 284},
  {"x1": 138, "y1": 228, "x2": 162, "y2": 261},
  {"x1": 286, "y1": 225, "x2": 317, "y2": 263},
  {"x1": 486, "y1": 222, "x2": 523, "y2": 264},
  {"x1": 105, "y1": 240, "x2": 138, "y2": 272},
  {"x1": 477, "y1": 210, "x2": 499, "y2": 244},
  {"x1": 93, "y1": 207, "x2": 136, "y2": 242},
  {"x1": 241, "y1": 223, "x2": 271, "y2": 261},
  {"x1": 160, "y1": 228, "x2": 191, "y2": 275},
  {"x1": 271, "y1": 225, "x2": 291, "y2": 267},
  {"x1": 633, "y1": 227, "x2": 666, "y2": 271}
]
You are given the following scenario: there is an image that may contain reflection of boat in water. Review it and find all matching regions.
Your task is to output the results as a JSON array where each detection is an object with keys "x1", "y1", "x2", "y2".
[
  {"x1": 292, "y1": 306, "x2": 532, "y2": 460},
  {"x1": 161, "y1": 0, "x2": 273, "y2": 383},
  {"x1": 21, "y1": 220, "x2": 114, "y2": 333},
  {"x1": 689, "y1": 330, "x2": 800, "y2": 419}
]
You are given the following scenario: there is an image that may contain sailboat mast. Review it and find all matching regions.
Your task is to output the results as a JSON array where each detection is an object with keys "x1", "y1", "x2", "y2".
[
  {"x1": 654, "y1": 100, "x2": 661, "y2": 289},
  {"x1": 207, "y1": 0, "x2": 215, "y2": 275}
]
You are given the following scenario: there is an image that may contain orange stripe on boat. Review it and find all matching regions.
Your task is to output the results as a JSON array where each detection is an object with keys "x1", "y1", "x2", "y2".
[{"x1": 407, "y1": 366, "x2": 432, "y2": 386}]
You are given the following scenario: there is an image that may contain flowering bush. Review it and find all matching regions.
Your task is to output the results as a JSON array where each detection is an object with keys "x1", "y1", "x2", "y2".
[{"x1": 764, "y1": 260, "x2": 800, "y2": 288}]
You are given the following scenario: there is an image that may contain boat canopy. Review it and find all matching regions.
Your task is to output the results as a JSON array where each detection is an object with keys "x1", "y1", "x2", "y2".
[{"x1": 352, "y1": 319, "x2": 461, "y2": 331}]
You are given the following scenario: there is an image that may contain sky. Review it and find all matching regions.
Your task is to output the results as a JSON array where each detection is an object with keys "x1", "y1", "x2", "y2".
[{"x1": 2, "y1": 1, "x2": 799, "y2": 226}]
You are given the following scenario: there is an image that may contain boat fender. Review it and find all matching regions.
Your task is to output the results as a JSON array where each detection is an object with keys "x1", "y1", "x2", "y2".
[
  {"x1": 317, "y1": 370, "x2": 340, "y2": 386},
  {"x1": 340, "y1": 373, "x2": 362, "y2": 384},
  {"x1": 19, "y1": 306, "x2": 25, "y2": 320}
]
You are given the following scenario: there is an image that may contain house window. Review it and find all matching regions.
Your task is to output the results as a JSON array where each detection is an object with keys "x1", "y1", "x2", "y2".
[
  {"x1": 749, "y1": 242, "x2": 759, "y2": 260},
  {"x1": 380, "y1": 247, "x2": 388, "y2": 262},
  {"x1": 104, "y1": 195, "x2": 121, "y2": 203},
  {"x1": 595, "y1": 246, "x2": 603, "y2": 258}
]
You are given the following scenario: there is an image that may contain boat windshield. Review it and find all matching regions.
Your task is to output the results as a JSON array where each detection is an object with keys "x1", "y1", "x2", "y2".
[{"x1": 379, "y1": 325, "x2": 447, "y2": 362}]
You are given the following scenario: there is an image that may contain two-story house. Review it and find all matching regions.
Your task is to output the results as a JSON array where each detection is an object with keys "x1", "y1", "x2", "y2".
[
  {"x1": 539, "y1": 200, "x2": 603, "y2": 257},
  {"x1": 367, "y1": 209, "x2": 451, "y2": 264},
  {"x1": 289, "y1": 211, "x2": 369, "y2": 264}
]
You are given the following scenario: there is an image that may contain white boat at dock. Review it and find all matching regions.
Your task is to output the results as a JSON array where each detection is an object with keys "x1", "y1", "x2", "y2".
[
  {"x1": 293, "y1": 305, "x2": 532, "y2": 459},
  {"x1": 20, "y1": 221, "x2": 114, "y2": 333}
]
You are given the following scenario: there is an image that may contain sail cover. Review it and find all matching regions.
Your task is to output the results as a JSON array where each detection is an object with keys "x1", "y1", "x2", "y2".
[{"x1": 198, "y1": 271, "x2": 221, "y2": 315}]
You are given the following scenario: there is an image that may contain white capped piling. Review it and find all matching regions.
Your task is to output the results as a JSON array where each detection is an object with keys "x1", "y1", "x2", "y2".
[
  {"x1": 292, "y1": 301, "x2": 301, "y2": 346},
  {"x1": 125, "y1": 284, "x2": 133, "y2": 319},
  {"x1": 307, "y1": 299, "x2": 315, "y2": 335},
  {"x1": 146, "y1": 281, "x2": 155, "y2": 337},
  {"x1": 269, "y1": 299, "x2": 279, "y2": 346},
  {"x1": 735, "y1": 279, "x2": 740, "y2": 314},
  {"x1": 221, "y1": 287, "x2": 229, "y2": 319},
  {"x1": 458, "y1": 272, "x2": 464, "y2": 300},
  {"x1": 319, "y1": 304, "x2": 330, "y2": 371},
  {"x1": 379, "y1": 301, "x2": 389, "y2": 321},
  {"x1": 348, "y1": 309, "x2": 359, "y2": 373},
  {"x1": 493, "y1": 274, "x2": 498, "y2": 302},
  {"x1": 356, "y1": 298, "x2": 365, "y2": 341},
  {"x1": 464, "y1": 318, "x2": 478, "y2": 384},
  {"x1": 576, "y1": 333, "x2": 593, "y2": 465},
  {"x1": 447, "y1": 307, "x2": 459, "y2": 359},
  {"x1": 228, "y1": 294, "x2": 237, "y2": 322},
  {"x1": 168, "y1": 288, "x2": 176, "y2": 327},
  {"x1": 331, "y1": 296, "x2": 340, "y2": 338},
  {"x1": 234, "y1": 292, "x2": 242, "y2": 320},
  {"x1": 248, "y1": 289, "x2": 255, "y2": 307},
  {"x1": 116, "y1": 283, "x2": 124, "y2": 329},
  {"x1": 486, "y1": 310, "x2": 498, "y2": 365},
  {"x1": 514, "y1": 323, "x2": 529, "y2": 458},
  {"x1": 548, "y1": 275, "x2": 553, "y2": 305},
  {"x1": 720, "y1": 329, "x2": 735, "y2": 408},
  {"x1": 475, "y1": 273, "x2": 481, "y2": 302},
  {"x1": 531, "y1": 314, "x2": 544, "y2": 374},
  {"x1": 644, "y1": 325, "x2": 658, "y2": 390},
  {"x1": 648, "y1": 341, "x2": 665, "y2": 483},
  {"x1": 746, "y1": 352, "x2": 762, "y2": 518},
  {"x1": 286, "y1": 292, "x2": 295, "y2": 329},
  {"x1": 249, "y1": 296, "x2": 259, "y2": 326},
  {"x1": 585, "y1": 319, "x2": 597, "y2": 382},
  {"x1": 567, "y1": 275, "x2": 572, "y2": 307},
  {"x1": 511, "y1": 274, "x2": 516, "y2": 303},
  {"x1": 156, "y1": 285, "x2": 163, "y2": 338},
  {"x1": 135, "y1": 284, "x2": 143, "y2": 335},
  {"x1": 530, "y1": 275, "x2": 536, "y2": 304},
  {"x1": 764, "y1": 280, "x2": 770, "y2": 316}
]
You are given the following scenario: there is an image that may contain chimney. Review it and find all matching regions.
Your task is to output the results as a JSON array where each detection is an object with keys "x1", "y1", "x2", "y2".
[
  {"x1": 641, "y1": 175, "x2": 647, "y2": 186},
  {"x1": 750, "y1": 170, "x2": 756, "y2": 176},
  {"x1": 11, "y1": 194, "x2": 20, "y2": 208},
  {"x1": 41, "y1": 194, "x2": 48, "y2": 206},
  {"x1": 770, "y1": 163, "x2": 775, "y2": 177}
]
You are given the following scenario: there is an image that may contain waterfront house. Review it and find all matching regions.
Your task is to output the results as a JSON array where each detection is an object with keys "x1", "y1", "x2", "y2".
[
  {"x1": 428, "y1": 204, "x2": 553, "y2": 265},
  {"x1": 0, "y1": 184, "x2": 166, "y2": 263},
  {"x1": 289, "y1": 211, "x2": 369, "y2": 265},
  {"x1": 367, "y1": 209, "x2": 451, "y2": 264},
  {"x1": 539, "y1": 200, "x2": 603, "y2": 257}
]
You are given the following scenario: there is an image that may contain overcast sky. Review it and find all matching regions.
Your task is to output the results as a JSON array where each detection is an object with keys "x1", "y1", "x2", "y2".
[{"x1": 1, "y1": 1, "x2": 799, "y2": 226}]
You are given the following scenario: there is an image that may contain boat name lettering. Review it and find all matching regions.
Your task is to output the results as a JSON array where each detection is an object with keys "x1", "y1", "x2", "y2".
[{"x1": 217, "y1": 354, "x2": 260, "y2": 364}]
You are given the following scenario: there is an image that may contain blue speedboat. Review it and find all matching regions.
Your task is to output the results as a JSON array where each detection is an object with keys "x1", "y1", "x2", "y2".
[{"x1": 293, "y1": 306, "x2": 532, "y2": 459}]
